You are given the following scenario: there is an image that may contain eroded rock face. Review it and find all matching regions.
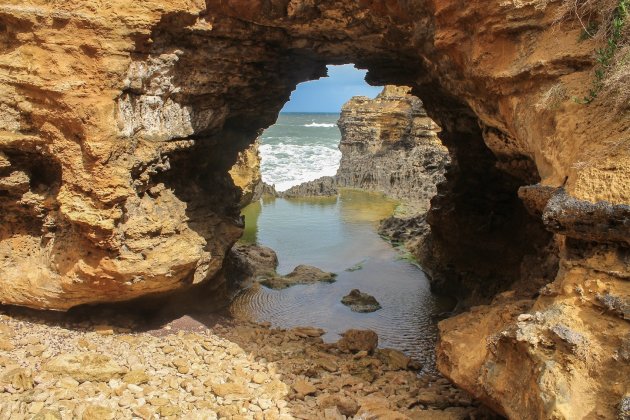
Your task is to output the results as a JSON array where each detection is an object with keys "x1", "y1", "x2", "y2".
[
  {"x1": 336, "y1": 85, "x2": 449, "y2": 213},
  {"x1": 280, "y1": 176, "x2": 337, "y2": 198},
  {"x1": 0, "y1": 1, "x2": 628, "y2": 418}
]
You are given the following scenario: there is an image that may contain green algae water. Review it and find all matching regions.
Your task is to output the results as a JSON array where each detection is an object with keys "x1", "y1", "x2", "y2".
[{"x1": 231, "y1": 189, "x2": 453, "y2": 373}]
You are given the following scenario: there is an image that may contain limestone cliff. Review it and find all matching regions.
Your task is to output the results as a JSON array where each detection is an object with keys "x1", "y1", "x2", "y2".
[
  {"x1": 0, "y1": 1, "x2": 628, "y2": 418},
  {"x1": 336, "y1": 86, "x2": 449, "y2": 214}
]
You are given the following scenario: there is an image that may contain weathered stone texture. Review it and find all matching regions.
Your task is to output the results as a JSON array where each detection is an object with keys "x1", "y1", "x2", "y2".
[
  {"x1": 336, "y1": 85, "x2": 449, "y2": 213},
  {"x1": 0, "y1": 1, "x2": 628, "y2": 418}
]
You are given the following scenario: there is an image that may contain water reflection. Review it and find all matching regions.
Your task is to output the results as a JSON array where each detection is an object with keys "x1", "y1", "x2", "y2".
[{"x1": 232, "y1": 189, "x2": 452, "y2": 373}]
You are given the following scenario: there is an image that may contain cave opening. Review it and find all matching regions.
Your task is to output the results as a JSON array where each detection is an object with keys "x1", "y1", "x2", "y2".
[
  {"x1": 256, "y1": 64, "x2": 381, "y2": 193},
  {"x1": 224, "y1": 64, "x2": 461, "y2": 374},
  {"x1": 3, "y1": 2, "x2": 628, "y2": 418}
]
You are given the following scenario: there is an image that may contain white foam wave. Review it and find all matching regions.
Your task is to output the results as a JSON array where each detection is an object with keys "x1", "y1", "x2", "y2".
[
  {"x1": 304, "y1": 122, "x2": 336, "y2": 128},
  {"x1": 260, "y1": 143, "x2": 341, "y2": 192}
]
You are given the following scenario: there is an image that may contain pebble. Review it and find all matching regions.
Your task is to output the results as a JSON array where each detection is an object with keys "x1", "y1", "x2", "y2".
[{"x1": 0, "y1": 311, "x2": 484, "y2": 419}]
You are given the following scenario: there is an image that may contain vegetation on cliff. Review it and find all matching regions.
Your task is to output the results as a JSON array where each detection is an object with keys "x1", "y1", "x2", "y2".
[{"x1": 554, "y1": 0, "x2": 630, "y2": 107}]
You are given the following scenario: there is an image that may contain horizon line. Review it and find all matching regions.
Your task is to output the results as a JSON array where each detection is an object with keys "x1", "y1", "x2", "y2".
[{"x1": 279, "y1": 111, "x2": 340, "y2": 114}]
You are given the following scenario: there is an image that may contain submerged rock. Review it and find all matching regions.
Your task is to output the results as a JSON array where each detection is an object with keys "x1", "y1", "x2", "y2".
[
  {"x1": 341, "y1": 289, "x2": 382, "y2": 313},
  {"x1": 260, "y1": 265, "x2": 336, "y2": 290}
]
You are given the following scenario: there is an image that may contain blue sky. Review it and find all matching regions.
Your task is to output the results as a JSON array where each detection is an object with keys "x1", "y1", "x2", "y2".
[{"x1": 281, "y1": 64, "x2": 382, "y2": 113}]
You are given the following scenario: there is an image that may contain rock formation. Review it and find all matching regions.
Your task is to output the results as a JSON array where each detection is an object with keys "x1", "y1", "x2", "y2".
[
  {"x1": 341, "y1": 289, "x2": 382, "y2": 313},
  {"x1": 273, "y1": 85, "x2": 447, "y2": 210},
  {"x1": 0, "y1": 1, "x2": 628, "y2": 418},
  {"x1": 259, "y1": 265, "x2": 336, "y2": 290},
  {"x1": 336, "y1": 85, "x2": 449, "y2": 213},
  {"x1": 280, "y1": 176, "x2": 337, "y2": 198}
]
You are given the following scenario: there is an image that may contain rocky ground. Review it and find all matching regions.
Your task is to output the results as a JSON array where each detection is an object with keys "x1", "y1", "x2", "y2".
[{"x1": 0, "y1": 306, "x2": 498, "y2": 420}]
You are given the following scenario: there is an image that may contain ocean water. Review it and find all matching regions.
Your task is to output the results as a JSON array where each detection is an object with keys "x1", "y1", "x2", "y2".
[{"x1": 260, "y1": 113, "x2": 341, "y2": 192}]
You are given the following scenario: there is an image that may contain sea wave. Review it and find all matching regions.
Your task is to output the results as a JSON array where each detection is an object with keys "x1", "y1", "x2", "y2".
[
  {"x1": 304, "y1": 122, "x2": 336, "y2": 128},
  {"x1": 260, "y1": 143, "x2": 341, "y2": 192}
]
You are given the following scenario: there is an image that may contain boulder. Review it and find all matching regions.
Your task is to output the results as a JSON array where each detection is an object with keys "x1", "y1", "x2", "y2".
[
  {"x1": 227, "y1": 243, "x2": 279, "y2": 281},
  {"x1": 377, "y1": 348, "x2": 412, "y2": 370},
  {"x1": 341, "y1": 289, "x2": 382, "y2": 313},
  {"x1": 43, "y1": 353, "x2": 127, "y2": 383},
  {"x1": 337, "y1": 329, "x2": 378, "y2": 354}
]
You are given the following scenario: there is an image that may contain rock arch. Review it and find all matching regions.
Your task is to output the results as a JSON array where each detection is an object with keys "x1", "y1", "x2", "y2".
[{"x1": 0, "y1": 1, "x2": 628, "y2": 418}]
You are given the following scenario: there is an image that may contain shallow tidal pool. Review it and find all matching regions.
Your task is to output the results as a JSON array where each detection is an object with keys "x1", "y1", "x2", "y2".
[{"x1": 231, "y1": 189, "x2": 452, "y2": 372}]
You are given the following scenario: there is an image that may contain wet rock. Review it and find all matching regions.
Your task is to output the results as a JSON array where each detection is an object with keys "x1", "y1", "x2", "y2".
[
  {"x1": 252, "y1": 181, "x2": 279, "y2": 200},
  {"x1": 337, "y1": 329, "x2": 378, "y2": 354},
  {"x1": 341, "y1": 289, "x2": 382, "y2": 313},
  {"x1": 379, "y1": 214, "x2": 430, "y2": 245},
  {"x1": 281, "y1": 176, "x2": 338, "y2": 198},
  {"x1": 228, "y1": 243, "x2": 279, "y2": 280},
  {"x1": 43, "y1": 353, "x2": 127, "y2": 382},
  {"x1": 378, "y1": 348, "x2": 412, "y2": 370},
  {"x1": 261, "y1": 182, "x2": 279, "y2": 197},
  {"x1": 290, "y1": 326, "x2": 326, "y2": 338},
  {"x1": 260, "y1": 265, "x2": 336, "y2": 289}
]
